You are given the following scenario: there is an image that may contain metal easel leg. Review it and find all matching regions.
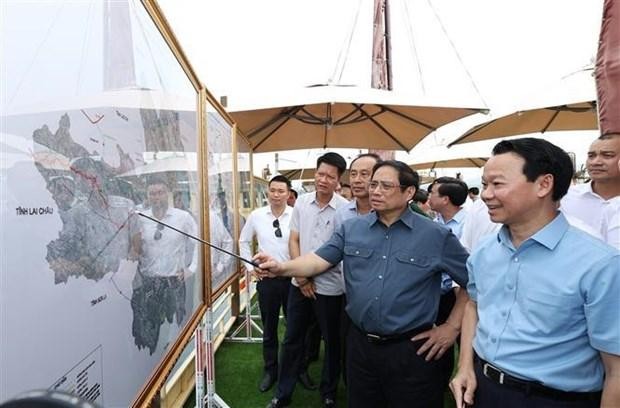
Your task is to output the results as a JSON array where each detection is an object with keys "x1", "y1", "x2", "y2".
[
  {"x1": 203, "y1": 307, "x2": 231, "y2": 408},
  {"x1": 225, "y1": 269, "x2": 263, "y2": 343}
]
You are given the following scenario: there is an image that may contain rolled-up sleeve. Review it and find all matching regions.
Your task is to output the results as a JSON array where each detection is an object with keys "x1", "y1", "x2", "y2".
[
  {"x1": 315, "y1": 224, "x2": 345, "y2": 265},
  {"x1": 466, "y1": 255, "x2": 478, "y2": 303}
]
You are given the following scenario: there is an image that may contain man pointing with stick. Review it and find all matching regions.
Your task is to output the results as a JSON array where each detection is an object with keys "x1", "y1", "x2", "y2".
[{"x1": 254, "y1": 160, "x2": 469, "y2": 408}]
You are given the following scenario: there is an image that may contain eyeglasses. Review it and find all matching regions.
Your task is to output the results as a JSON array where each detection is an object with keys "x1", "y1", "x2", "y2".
[
  {"x1": 368, "y1": 181, "x2": 407, "y2": 192},
  {"x1": 154, "y1": 223, "x2": 164, "y2": 240},
  {"x1": 273, "y1": 219, "x2": 282, "y2": 238}
]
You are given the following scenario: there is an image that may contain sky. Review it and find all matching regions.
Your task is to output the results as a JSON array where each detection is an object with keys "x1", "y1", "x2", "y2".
[{"x1": 158, "y1": 0, "x2": 602, "y2": 182}]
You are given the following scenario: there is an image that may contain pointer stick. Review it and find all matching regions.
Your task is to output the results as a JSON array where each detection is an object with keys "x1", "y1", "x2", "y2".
[{"x1": 138, "y1": 212, "x2": 261, "y2": 268}]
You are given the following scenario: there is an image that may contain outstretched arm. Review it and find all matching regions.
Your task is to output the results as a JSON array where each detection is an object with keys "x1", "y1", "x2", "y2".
[{"x1": 254, "y1": 252, "x2": 332, "y2": 279}]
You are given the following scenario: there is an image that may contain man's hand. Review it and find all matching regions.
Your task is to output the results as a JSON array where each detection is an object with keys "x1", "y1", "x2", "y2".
[
  {"x1": 297, "y1": 278, "x2": 316, "y2": 299},
  {"x1": 253, "y1": 252, "x2": 281, "y2": 279},
  {"x1": 411, "y1": 323, "x2": 460, "y2": 361},
  {"x1": 241, "y1": 264, "x2": 259, "y2": 281},
  {"x1": 450, "y1": 367, "x2": 477, "y2": 408}
]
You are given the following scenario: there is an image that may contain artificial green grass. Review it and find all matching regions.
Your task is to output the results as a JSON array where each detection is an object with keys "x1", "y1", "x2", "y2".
[{"x1": 207, "y1": 318, "x2": 458, "y2": 407}]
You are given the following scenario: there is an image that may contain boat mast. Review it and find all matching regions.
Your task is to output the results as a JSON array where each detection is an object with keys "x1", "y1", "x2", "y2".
[
  {"x1": 594, "y1": 0, "x2": 620, "y2": 135},
  {"x1": 370, "y1": 0, "x2": 395, "y2": 159}
]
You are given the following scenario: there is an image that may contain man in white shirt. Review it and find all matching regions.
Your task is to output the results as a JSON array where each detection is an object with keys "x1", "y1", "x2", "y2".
[
  {"x1": 459, "y1": 198, "x2": 501, "y2": 252},
  {"x1": 132, "y1": 176, "x2": 198, "y2": 355},
  {"x1": 268, "y1": 152, "x2": 349, "y2": 408},
  {"x1": 239, "y1": 175, "x2": 294, "y2": 392},
  {"x1": 561, "y1": 133, "x2": 620, "y2": 244},
  {"x1": 601, "y1": 157, "x2": 620, "y2": 249}
]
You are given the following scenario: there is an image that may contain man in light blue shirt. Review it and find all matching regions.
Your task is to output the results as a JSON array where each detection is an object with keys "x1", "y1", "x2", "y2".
[
  {"x1": 450, "y1": 138, "x2": 620, "y2": 408},
  {"x1": 427, "y1": 176, "x2": 470, "y2": 394},
  {"x1": 334, "y1": 153, "x2": 381, "y2": 229},
  {"x1": 428, "y1": 176, "x2": 469, "y2": 240}
]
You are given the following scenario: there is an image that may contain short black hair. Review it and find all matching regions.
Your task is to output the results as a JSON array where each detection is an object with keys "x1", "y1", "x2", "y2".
[
  {"x1": 492, "y1": 138, "x2": 573, "y2": 201},
  {"x1": 269, "y1": 175, "x2": 291, "y2": 190},
  {"x1": 317, "y1": 152, "x2": 347, "y2": 177},
  {"x1": 412, "y1": 189, "x2": 428, "y2": 204},
  {"x1": 430, "y1": 177, "x2": 468, "y2": 206},
  {"x1": 468, "y1": 187, "x2": 480, "y2": 195},
  {"x1": 599, "y1": 132, "x2": 620, "y2": 140},
  {"x1": 372, "y1": 160, "x2": 419, "y2": 191},
  {"x1": 146, "y1": 175, "x2": 169, "y2": 189},
  {"x1": 290, "y1": 189, "x2": 298, "y2": 199},
  {"x1": 350, "y1": 152, "x2": 382, "y2": 169}
]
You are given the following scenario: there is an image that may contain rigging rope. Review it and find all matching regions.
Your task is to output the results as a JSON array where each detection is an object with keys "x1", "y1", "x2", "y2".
[
  {"x1": 401, "y1": 0, "x2": 426, "y2": 95},
  {"x1": 330, "y1": 0, "x2": 364, "y2": 84},
  {"x1": 76, "y1": 0, "x2": 96, "y2": 96},
  {"x1": 425, "y1": 0, "x2": 489, "y2": 108},
  {"x1": 131, "y1": 0, "x2": 165, "y2": 91},
  {"x1": 7, "y1": 3, "x2": 66, "y2": 107}
]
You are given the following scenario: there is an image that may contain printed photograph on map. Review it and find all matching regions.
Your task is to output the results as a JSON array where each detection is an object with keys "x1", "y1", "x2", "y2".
[{"x1": 1, "y1": 1, "x2": 204, "y2": 406}]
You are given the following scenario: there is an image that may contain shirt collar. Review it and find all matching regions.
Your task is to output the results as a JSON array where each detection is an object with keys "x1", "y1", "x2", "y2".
[
  {"x1": 312, "y1": 192, "x2": 342, "y2": 210},
  {"x1": 437, "y1": 208, "x2": 466, "y2": 225},
  {"x1": 267, "y1": 205, "x2": 292, "y2": 217},
  {"x1": 573, "y1": 182, "x2": 600, "y2": 198},
  {"x1": 349, "y1": 198, "x2": 373, "y2": 215},
  {"x1": 496, "y1": 212, "x2": 568, "y2": 251},
  {"x1": 369, "y1": 207, "x2": 416, "y2": 229},
  {"x1": 452, "y1": 208, "x2": 467, "y2": 223},
  {"x1": 346, "y1": 199, "x2": 359, "y2": 212},
  {"x1": 148, "y1": 206, "x2": 174, "y2": 220}
]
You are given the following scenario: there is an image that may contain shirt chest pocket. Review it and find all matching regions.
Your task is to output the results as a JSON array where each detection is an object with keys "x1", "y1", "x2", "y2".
[
  {"x1": 394, "y1": 252, "x2": 433, "y2": 276},
  {"x1": 519, "y1": 290, "x2": 583, "y2": 333},
  {"x1": 343, "y1": 246, "x2": 373, "y2": 275}
]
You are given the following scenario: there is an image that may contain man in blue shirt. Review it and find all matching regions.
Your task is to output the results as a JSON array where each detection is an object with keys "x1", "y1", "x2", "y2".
[
  {"x1": 450, "y1": 138, "x2": 620, "y2": 408},
  {"x1": 427, "y1": 176, "x2": 470, "y2": 395},
  {"x1": 256, "y1": 160, "x2": 469, "y2": 408}
]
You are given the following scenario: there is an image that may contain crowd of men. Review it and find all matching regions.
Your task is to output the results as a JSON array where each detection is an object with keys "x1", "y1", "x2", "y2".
[{"x1": 241, "y1": 133, "x2": 619, "y2": 408}]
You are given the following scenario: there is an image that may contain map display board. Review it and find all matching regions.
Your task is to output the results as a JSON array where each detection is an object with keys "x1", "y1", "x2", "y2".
[
  {"x1": 1, "y1": 2, "x2": 203, "y2": 406},
  {"x1": 206, "y1": 100, "x2": 238, "y2": 296},
  {"x1": 237, "y1": 133, "x2": 253, "y2": 219}
]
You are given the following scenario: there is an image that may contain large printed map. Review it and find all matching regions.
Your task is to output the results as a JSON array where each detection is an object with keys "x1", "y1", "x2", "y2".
[{"x1": 1, "y1": 105, "x2": 200, "y2": 406}]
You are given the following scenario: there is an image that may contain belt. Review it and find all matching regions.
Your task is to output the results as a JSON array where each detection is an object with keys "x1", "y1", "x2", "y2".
[
  {"x1": 476, "y1": 355, "x2": 601, "y2": 402},
  {"x1": 355, "y1": 324, "x2": 431, "y2": 344}
]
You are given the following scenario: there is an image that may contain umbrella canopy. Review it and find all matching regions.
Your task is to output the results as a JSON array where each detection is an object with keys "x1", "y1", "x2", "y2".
[
  {"x1": 409, "y1": 157, "x2": 488, "y2": 170},
  {"x1": 118, "y1": 154, "x2": 197, "y2": 177},
  {"x1": 280, "y1": 168, "x2": 350, "y2": 182},
  {"x1": 230, "y1": 86, "x2": 485, "y2": 152},
  {"x1": 449, "y1": 101, "x2": 597, "y2": 146}
]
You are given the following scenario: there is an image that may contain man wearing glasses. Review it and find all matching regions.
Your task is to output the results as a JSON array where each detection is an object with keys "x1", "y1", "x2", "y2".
[
  {"x1": 239, "y1": 175, "x2": 294, "y2": 392},
  {"x1": 132, "y1": 176, "x2": 198, "y2": 355},
  {"x1": 256, "y1": 160, "x2": 469, "y2": 408}
]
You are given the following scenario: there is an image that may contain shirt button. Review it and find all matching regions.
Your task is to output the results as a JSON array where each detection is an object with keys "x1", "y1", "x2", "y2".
[
  {"x1": 410, "y1": 258, "x2": 415, "y2": 262},
  {"x1": 491, "y1": 337, "x2": 497, "y2": 343},
  {"x1": 382, "y1": 255, "x2": 386, "y2": 259},
  {"x1": 385, "y1": 235, "x2": 389, "y2": 239},
  {"x1": 378, "y1": 275, "x2": 383, "y2": 279},
  {"x1": 501, "y1": 311, "x2": 507, "y2": 317},
  {"x1": 514, "y1": 257, "x2": 519, "y2": 262},
  {"x1": 375, "y1": 296, "x2": 379, "y2": 301},
  {"x1": 507, "y1": 284, "x2": 513, "y2": 290},
  {"x1": 355, "y1": 250, "x2": 359, "y2": 255}
]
